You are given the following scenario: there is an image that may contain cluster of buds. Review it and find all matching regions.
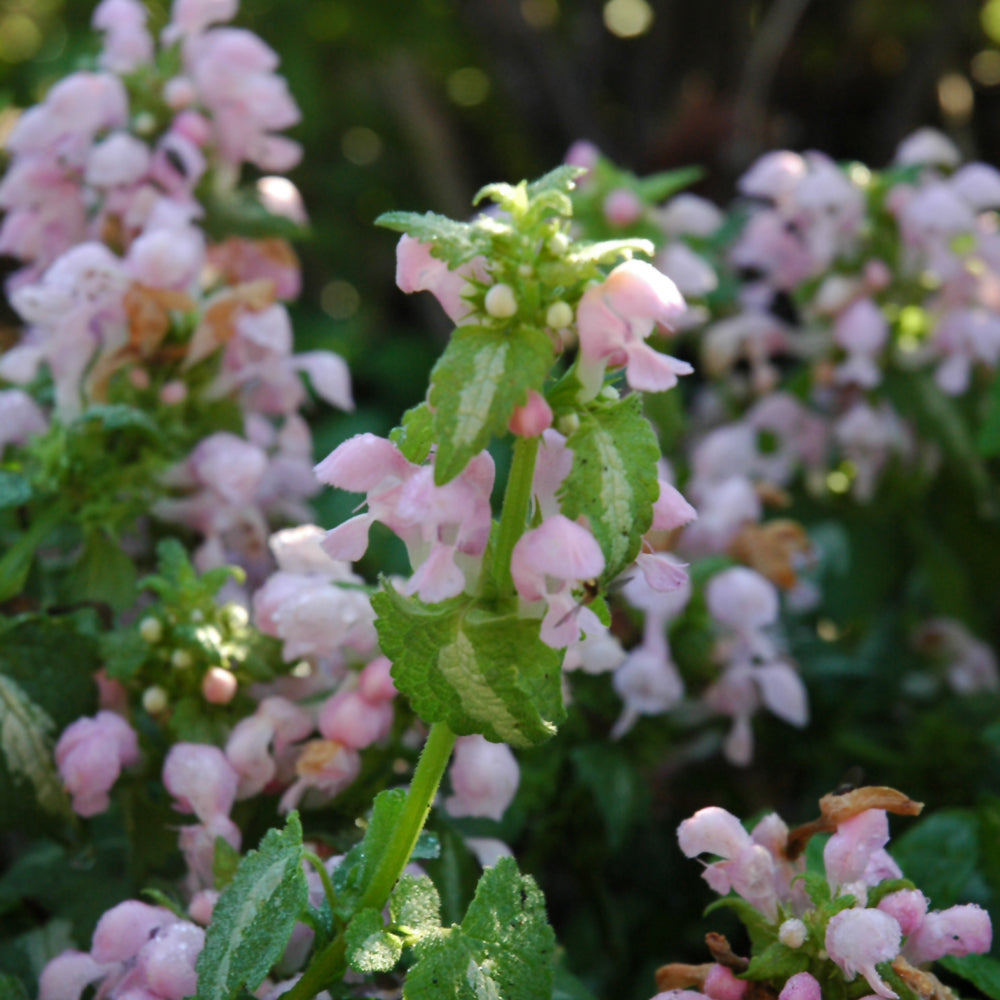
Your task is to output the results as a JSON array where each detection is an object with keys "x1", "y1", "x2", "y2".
[{"x1": 655, "y1": 786, "x2": 991, "y2": 1000}]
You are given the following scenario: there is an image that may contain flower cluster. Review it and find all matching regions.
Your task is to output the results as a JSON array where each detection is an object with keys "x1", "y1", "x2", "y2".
[{"x1": 656, "y1": 786, "x2": 992, "y2": 1000}]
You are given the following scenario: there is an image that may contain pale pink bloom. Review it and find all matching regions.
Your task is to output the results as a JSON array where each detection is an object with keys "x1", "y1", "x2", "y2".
[
  {"x1": 834, "y1": 402, "x2": 912, "y2": 502},
  {"x1": 292, "y1": 351, "x2": 354, "y2": 410},
  {"x1": 878, "y1": 889, "x2": 929, "y2": 937},
  {"x1": 656, "y1": 242, "x2": 718, "y2": 297},
  {"x1": 164, "y1": 0, "x2": 238, "y2": 41},
  {"x1": 823, "y1": 809, "x2": 897, "y2": 891},
  {"x1": 531, "y1": 428, "x2": 574, "y2": 521},
  {"x1": 825, "y1": 907, "x2": 902, "y2": 998},
  {"x1": 55, "y1": 711, "x2": 140, "y2": 817},
  {"x1": 358, "y1": 655, "x2": 397, "y2": 702},
  {"x1": 745, "y1": 393, "x2": 828, "y2": 485},
  {"x1": 137, "y1": 920, "x2": 205, "y2": 999},
  {"x1": 738, "y1": 151, "x2": 807, "y2": 202},
  {"x1": 163, "y1": 743, "x2": 239, "y2": 823},
  {"x1": 563, "y1": 140, "x2": 601, "y2": 181},
  {"x1": 94, "y1": 0, "x2": 153, "y2": 72},
  {"x1": 188, "y1": 889, "x2": 219, "y2": 925},
  {"x1": 318, "y1": 689, "x2": 393, "y2": 749},
  {"x1": 511, "y1": 514, "x2": 606, "y2": 648},
  {"x1": 894, "y1": 128, "x2": 961, "y2": 169},
  {"x1": 465, "y1": 837, "x2": 515, "y2": 869},
  {"x1": 509, "y1": 390, "x2": 553, "y2": 437},
  {"x1": 85, "y1": 132, "x2": 151, "y2": 188},
  {"x1": 38, "y1": 951, "x2": 108, "y2": 1000},
  {"x1": 792, "y1": 154, "x2": 865, "y2": 268},
  {"x1": 834, "y1": 298, "x2": 888, "y2": 388},
  {"x1": 931, "y1": 309, "x2": 1000, "y2": 396},
  {"x1": 658, "y1": 194, "x2": 724, "y2": 238},
  {"x1": 730, "y1": 212, "x2": 814, "y2": 291},
  {"x1": 268, "y1": 523, "x2": 353, "y2": 576},
  {"x1": 279, "y1": 739, "x2": 362, "y2": 812},
  {"x1": 226, "y1": 696, "x2": 314, "y2": 798},
  {"x1": 677, "y1": 805, "x2": 781, "y2": 921},
  {"x1": 611, "y1": 644, "x2": 685, "y2": 739},
  {"x1": 444, "y1": 735, "x2": 519, "y2": 821},
  {"x1": 680, "y1": 476, "x2": 761, "y2": 557},
  {"x1": 575, "y1": 259, "x2": 690, "y2": 400},
  {"x1": 914, "y1": 617, "x2": 999, "y2": 694},
  {"x1": 706, "y1": 566, "x2": 778, "y2": 636},
  {"x1": 394, "y1": 234, "x2": 488, "y2": 324},
  {"x1": 253, "y1": 571, "x2": 377, "y2": 662},
  {"x1": 703, "y1": 964, "x2": 748, "y2": 1000},
  {"x1": 903, "y1": 903, "x2": 992, "y2": 964},
  {"x1": 92, "y1": 901, "x2": 178, "y2": 964},
  {"x1": 951, "y1": 162, "x2": 1000, "y2": 211},
  {"x1": 701, "y1": 309, "x2": 789, "y2": 390},
  {"x1": 178, "y1": 813, "x2": 242, "y2": 890},
  {"x1": 0, "y1": 388, "x2": 48, "y2": 452},
  {"x1": 778, "y1": 972, "x2": 820, "y2": 1000},
  {"x1": 562, "y1": 630, "x2": 627, "y2": 674},
  {"x1": 603, "y1": 188, "x2": 643, "y2": 227},
  {"x1": 650, "y1": 992, "x2": 709, "y2": 1000},
  {"x1": 652, "y1": 480, "x2": 697, "y2": 531}
]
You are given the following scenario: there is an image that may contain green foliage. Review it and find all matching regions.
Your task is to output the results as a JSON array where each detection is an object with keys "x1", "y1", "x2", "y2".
[
  {"x1": 195, "y1": 814, "x2": 309, "y2": 1000},
  {"x1": 346, "y1": 907, "x2": 404, "y2": 973},
  {"x1": 559, "y1": 394, "x2": 660, "y2": 579},
  {"x1": 372, "y1": 580, "x2": 565, "y2": 747},
  {"x1": 428, "y1": 323, "x2": 554, "y2": 484},
  {"x1": 940, "y1": 954, "x2": 1000, "y2": 1000},
  {"x1": 403, "y1": 857, "x2": 555, "y2": 1000}
]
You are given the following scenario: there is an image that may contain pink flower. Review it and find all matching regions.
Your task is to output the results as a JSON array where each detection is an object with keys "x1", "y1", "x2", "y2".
[
  {"x1": 444, "y1": 734, "x2": 519, "y2": 821},
  {"x1": 55, "y1": 711, "x2": 140, "y2": 817},
  {"x1": 903, "y1": 903, "x2": 992, "y2": 964},
  {"x1": 38, "y1": 951, "x2": 108, "y2": 1000},
  {"x1": 394, "y1": 234, "x2": 489, "y2": 324},
  {"x1": 576, "y1": 259, "x2": 691, "y2": 400},
  {"x1": 163, "y1": 743, "x2": 239, "y2": 823},
  {"x1": 777, "y1": 972, "x2": 820, "y2": 1000},
  {"x1": 225, "y1": 696, "x2": 314, "y2": 798},
  {"x1": 318, "y1": 689, "x2": 393, "y2": 749},
  {"x1": 677, "y1": 805, "x2": 781, "y2": 921},
  {"x1": 703, "y1": 964, "x2": 748, "y2": 1000},
  {"x1": 510, "y1": 514, "x2": 606, "y2": 648},
  {"x1": 0, "y1": 388, "x2": 48, "y2": 453},
  {"x1": 825, "y1": 907, "x2": 902, "y2": 998},
  {"x1": 279, "y1": 739, "x2": 361, "y2": 813},
  {"x1": 824, "y1": 809, "x2": 900, "y2": 892}
]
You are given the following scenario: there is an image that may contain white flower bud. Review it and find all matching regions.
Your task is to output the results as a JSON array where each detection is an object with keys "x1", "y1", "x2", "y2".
[
  {"x1": 557, "y1": 412, "x2": 580, "y2": 436},
  {"x1": 546, "y1": 300, "x2": 573, "y2": 329},
  {"x1": 171, "y1": 649, "x2": 193, "y2": 670},
  {"x1": 142, "y1": 685, "x2": 168, "y2": 714},
  {"x1": 484, "y1": 283, "x2": 518, "y2": 318},
  {"x1": 779, "y1": 918, "x2": 808, "y2": 948},
  {"x1": 547, "y1": 231, "x2": 570, "y2": 255},
  {"x1": 139, "y1": 617, "x2": 163, "y2": 644}
]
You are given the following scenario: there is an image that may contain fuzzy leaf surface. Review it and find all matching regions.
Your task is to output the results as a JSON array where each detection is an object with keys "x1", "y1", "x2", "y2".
[
  {"x1": 404, "y1": 857, "x2": 555, "y2": 1000},
  {"x1": 373, "y1": 582, "x2": 564, "y2": 747},
  {"x1": 346, "y1": 907, "x2": 403, "y2": 974},
  {"x1": 428, "y1": 325, "x2": 553, "y2": 484},
  {"x1": 195, "y1": 814, "x2": 308, "y2": 1000},
  {"x1": 391, "y1": 874, "x2": 442, "y2": 940},
  {"x1": 375, "y1": 211, "x2": 489, "y2": 268},
  {"x1": 560, "y1": 395, "x2": 660, "y2": 579}
]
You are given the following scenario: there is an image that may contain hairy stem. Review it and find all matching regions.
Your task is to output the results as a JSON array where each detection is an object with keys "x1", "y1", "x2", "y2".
[{"x1": 490, "y1": 434, "x2": 540, "y2": 598}]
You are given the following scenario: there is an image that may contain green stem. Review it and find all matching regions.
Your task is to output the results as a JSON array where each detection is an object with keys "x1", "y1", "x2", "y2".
[
  {"x1": 359, "y1": 721, "x2": 457, "y2": 910},
  {"x1": 490, "y1": 435, "x2": 540, "y2": 598},
  {"x1": 303, "y1": 849, "x2": 337, "y2": 912},
  {"x1": 279, "y1": 722, "x2": 457, "y2": 1000}
]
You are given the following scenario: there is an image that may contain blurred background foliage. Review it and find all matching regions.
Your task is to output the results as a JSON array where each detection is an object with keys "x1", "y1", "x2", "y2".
[{"x1": 4, "y1": 3, "x2": 1000, "y2": 997}]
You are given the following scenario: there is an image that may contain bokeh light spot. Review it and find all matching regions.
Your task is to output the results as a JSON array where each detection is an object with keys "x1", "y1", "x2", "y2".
[
  {"x1": 321, "y1": 279, "x2": 360, "y2": 320},
  {"x1": 0, "y1": 13, "x2": 42, "y2": 63},
  {"x1": 341, "y1": 126, "x2": 382, "y2": 166},
  {"x1": 938, "y1": 72, "x2": 974, "y2": 122},
  {"x1": 446, "y1": 66, "x2": 490, "y2": 107},
  {"x1": 603, "y1": 0, "x2": 653, "y2": 39},
  {"x1": 521, "y1": 0, "x2": 559, "y2": 28},
  {"x1": 983, "y1": 0, "x2": 1000, "y2": 44},
  {"x1": 972, "y1": 49, "x2": 1000, "y2": 86}
]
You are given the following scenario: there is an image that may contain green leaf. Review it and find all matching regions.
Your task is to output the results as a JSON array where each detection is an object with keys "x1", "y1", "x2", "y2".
[
  {"x1": 940, "y1": 954, "x2": 1000, "y2": 1000},
  {"x1": 741, "y1": 941, "x2": 810, "y2": 981},
  {"x1": 979, "y1": 795, "x2": 1000, "y2": 903},
  {"x1": 391, "y1": 401, "x2": 436, "y2": 465},
  {"x1": 375, "y1": 210, "x2": 489, "y2": 268},
  {"x1": 0, "y1": 471, "x2": 32, "y2": 510},
  {"x1": 977, "y1": 370, "x2": 1000, "y2": 457},
  {"x1": 100, "y1": 629, "x2": 150, "y2": 681},
  {"x1": 77, "y1": 403, "x2": 163, "y2": 441},
  {"x1": 63, "y1": 530, "x2": 137, "y2": 611},
  {"x1": 195, "y1": 813, "x2": 308, "y2": 1000},
  {"x1": 559, "y1": 395, "x2": 660, "y2": 578},
  {"x1": 0, "y1": 504, "x2": 64, "y2": 604},
  {"x1": 891, "y1": 810, "x2": 980, "y2": 908},
  {"x1": 428, "y1": 324, "x2": 553, "y2": 485},
  {"x1": 346, "y1": 907, "x2": 403, "y2": 974},
  {"x1": 333, "y1": 788, "x2": 407, "y2": 916},
  {"x1": 635, "y1": 166, "x2": 704, "y2": 203},
  {"x1": 390, "y1": 874, "x2": 442, "y2": 940},
  {"x1": 0, "y1": 676, "x2": 71, "y2": 821},
  {"x1": 404, "y1": 857, "x2": 555, "y2": 1000},
  {"x1": 0, "y1": 973, "x2": 29, "y2": 1000},
  {"x1": 569, "y1": 743, "x2": 648, "y2": 851},
  {"x1": 703, "y1": 896, "x2": 774, "y2": 951},
  {"x1": 214, "y1": 835, "x2": 243, "y2": 890},
  {"x1": 373, "y1": 582, "x2": 565, "y2": 747}
]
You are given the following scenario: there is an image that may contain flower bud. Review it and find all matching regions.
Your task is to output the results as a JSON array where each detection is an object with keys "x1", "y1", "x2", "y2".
[
  {"x1": 139, "y1": 616, "x2": 163, "y2": 643},
  {"x1": 484, "y1": 283, "x2": 518, "y2": 318},
  {"x1": 509, "y1": 390, "x2": 553, "y2": 438},
  {"x1": 171, "y1": 649, "x2": 193, "y2": 670},
  {"x1": 143, "y1": 685, "x2": 168, "y2": 714},
  {"x1": 778, "y1": 918, "x2": 807, "y2": 948},
  {"x1": 202, "y1": 667, "x2": 238, "y2": 705},
  {"x1": 546, "y1": 300, "x2": 573, "y2": 329}
]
